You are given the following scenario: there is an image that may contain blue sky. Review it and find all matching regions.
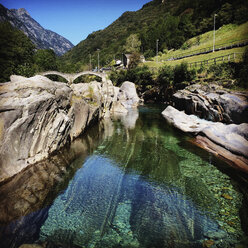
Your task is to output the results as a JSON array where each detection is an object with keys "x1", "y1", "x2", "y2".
[{"x1": 0, "y1": 0, "x2": 151, "y2": 45}]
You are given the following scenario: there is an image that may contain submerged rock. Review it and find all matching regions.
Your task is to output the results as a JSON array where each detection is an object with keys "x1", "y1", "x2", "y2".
[
  {"x1": 172, "y1": 83, "x2": 248, "y2": 124},
  {"x1": 0, "y1": 75, "x2": 140, "y2": 182},
  {"x1": 162, "y1": 106, "x2": 248, "y2": 173}
]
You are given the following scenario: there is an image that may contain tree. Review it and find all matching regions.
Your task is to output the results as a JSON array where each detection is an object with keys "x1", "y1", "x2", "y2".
[
  {"x1": 157, "y1": 65, "x2": 174, "y2": 87},
  {"x1": 218, "y1": 3, "x2": 234, "y2": 26},
  {"x1": 0, "y1": 22, "x2": 35, "y2": 82},
  {"x1": 173, "y1": 62, "x2": 196, "y2": 85},
  {"x1": 128, "y1": 52, "x2": 141, "y2": 69},
  {"x1": 33, "y1": 49, "x2": 57, "y2": 72},
  {"x1": 123, "y1": 34, "x2": 141, "y2": 53},
  {"x1": 179, "y1": 14, "x2": 196, "y2": 40}
]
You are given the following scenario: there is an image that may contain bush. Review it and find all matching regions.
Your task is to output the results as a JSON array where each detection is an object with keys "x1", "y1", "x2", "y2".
[
  {"x1": 173, "y1": 62, "x2": 196, "y2": 85},
  {"x1": 207, "y1": 62, "x2": 237, "y2": 79},
  {"x1": 109, "y1": 66, "x2": 154, "y2": 91},
  {"x1": 109, "y1": 69, "x2": 127, "y2": 86},
  {"x1": 157, "y1": 65, "x2": 174, "y2": 87}
]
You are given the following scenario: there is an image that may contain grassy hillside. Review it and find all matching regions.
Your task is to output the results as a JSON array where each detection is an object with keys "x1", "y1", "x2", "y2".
[
  {"x1": 59, "y1": 0, "x2": 248, "y2": 72},
  {"x1": 145, "y1": 22, "x2": 248, "y2": 69},
  {"x1": 161, "y1": 22, "x2": 248, "y2": 61},
  {"x1": 146, "y1": 47, "x2": 247, "y2": 69}
]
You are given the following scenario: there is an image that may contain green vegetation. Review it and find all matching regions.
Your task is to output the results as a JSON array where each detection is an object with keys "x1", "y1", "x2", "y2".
[
  {"x1": 110, "y1": 65, "x2": 153, "y2": 91},
  {"x1": 0, "y1": 22, "x2": 35, "y2": 82},
  {"x1": 157, "y1": 22, "x2": 248, "y2": 62},
  {"x1": 238, "y1": 48, "x2": 248, "y2": 88},
  {"x1": 33, "y1": 49, "x2": 57, "y2": 71},
  {"x1": 145, "y1": 46, "x2": 247, "y2": 69},
  {"x1": 206, "y1": 48, "x2": 248, "y2": 89},
  {"x1": 123, "y1": 34, "x2": 141, "y2": 53},
  {"x1": 59, "y1": 0, "x2": 248, "y2": 71},
  {"x1": 0, "y1": 22, "x2": 59, "y2": 82},
  {"x1": 110, "y1": 62, "x2": 196, "y2": 95},
  {"x1": 110, "y1": 44, "x2": 247, "y2": 98}
]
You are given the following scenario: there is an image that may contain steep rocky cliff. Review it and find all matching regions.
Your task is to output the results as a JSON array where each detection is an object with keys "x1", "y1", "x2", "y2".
[
  {"x1": 0, "y1": 75, "x2": 140, "y2": 182},
  {"x1": 0, "y1": 4, "x2": 74, "y2": 55}
]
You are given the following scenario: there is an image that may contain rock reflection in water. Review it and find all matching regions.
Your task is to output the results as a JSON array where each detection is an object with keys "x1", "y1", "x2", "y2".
[
  {"x1": 0, "y1": 120, "x2": 108, "y2": 248},
  {"x1": 112, "y1": 108, "x2": 139, "y2": 130}
]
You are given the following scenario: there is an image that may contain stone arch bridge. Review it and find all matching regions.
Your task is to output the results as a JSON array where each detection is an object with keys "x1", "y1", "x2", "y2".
[{"x1": 38, "y1": 71, "x2": 107, "y2": 84}]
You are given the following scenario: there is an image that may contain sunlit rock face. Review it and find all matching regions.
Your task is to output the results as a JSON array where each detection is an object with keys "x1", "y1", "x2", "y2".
[
  {"x1": 117, "y1": 81, "x2": 140, "y2": 109},
  {"x1": 0, "y1": 76, "x2": 74, "y2": 182},
  {"x1": 0, "y1": 76, "x2": 140, "y2": 182}
]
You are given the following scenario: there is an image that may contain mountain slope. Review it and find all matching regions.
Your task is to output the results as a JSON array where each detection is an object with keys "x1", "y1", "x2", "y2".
[
  {"x1": 61, "y1": 0, "x2": 248, "y2": 70},
  {"x1": 0, "y1": 4, "x2": 74, "y2": 55},
  {"x1": 61, "y1": 0, "x2": 167, "y2": 68}
]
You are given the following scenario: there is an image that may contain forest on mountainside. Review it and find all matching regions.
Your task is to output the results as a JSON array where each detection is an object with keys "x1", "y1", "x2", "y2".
[
  {"x1": 0, "y1": 22, "x2": 57, "y2": 82},
  {"x1": 59, "y1": 0, "x2": 248, "y2": 72}
]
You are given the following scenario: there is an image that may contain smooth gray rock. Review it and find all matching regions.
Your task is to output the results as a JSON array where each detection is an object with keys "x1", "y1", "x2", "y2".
[
  {"x1": 118, "y1": 81, "x2": 140, "y2": 109},
  {"x1": 162, "y1": 106, "x2": 248, "y2": 159},
  {"x1": 0, "y1": 76, "x2": 140, "y2": 181},
  {"x1": 0, "y1": 76, "x2": 73, "y2": 181}
]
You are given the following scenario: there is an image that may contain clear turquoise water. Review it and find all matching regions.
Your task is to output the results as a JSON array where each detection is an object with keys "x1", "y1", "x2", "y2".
[{"x1": 0, "y1": 105, "x2": 247, "y2": 248}]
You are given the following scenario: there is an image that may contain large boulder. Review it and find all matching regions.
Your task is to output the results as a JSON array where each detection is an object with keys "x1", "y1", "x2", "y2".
[
  {"x1": 162, "y1": 106, "x2": 248, "y2": 173},
  {"x1": 70, "y1": 82, "x2": 101, "y2": 139},
  {"x1": 0, "y1": 76, "x2": 74, "y2": 181},
  {"x1": 172, "y1": 83, "x2": 248, "y2": 124},
  {"x1": 117, "y1": 81, "x2": 140, "y2": 109},
  {"x1": 0, "y1": 76, "x2": 140, "y2": 182}
]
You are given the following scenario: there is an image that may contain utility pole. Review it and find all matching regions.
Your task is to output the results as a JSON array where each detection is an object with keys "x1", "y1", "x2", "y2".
[
  {"x1": 156, "y1": 39, "x2": 159, "y2": 63},
  {"x1": 213, "y1": 14, "x2": 217, "y2": 52},
  {"x1": 97, "y1": 49, "x2": 100, "y2": 72}
]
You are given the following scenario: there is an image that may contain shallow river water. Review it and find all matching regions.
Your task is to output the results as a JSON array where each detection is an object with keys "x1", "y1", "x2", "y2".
[{"x1": 0, "y1": 105, "x2": 247, "y2": 248}]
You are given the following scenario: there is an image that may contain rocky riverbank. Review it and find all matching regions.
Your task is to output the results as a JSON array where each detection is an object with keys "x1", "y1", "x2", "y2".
[
  {"x1": 0, "y1": 75, "x2": 140, "y2": 182},
  {"x1": 162, "y1": 83, "x2": 248, "y2": 174},
  {"x1": 172, "y1": 83, "x2": 248, "y2": 124}
]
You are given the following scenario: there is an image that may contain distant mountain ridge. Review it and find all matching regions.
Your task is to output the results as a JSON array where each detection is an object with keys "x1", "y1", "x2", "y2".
[{"x1": 0, "y1": 4, "x2": 74, "y2": 55}]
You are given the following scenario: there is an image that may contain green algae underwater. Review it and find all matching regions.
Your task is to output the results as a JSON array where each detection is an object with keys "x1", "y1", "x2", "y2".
[{"x1": 0, "y1": 105, "x2": 247, "y2": 248}]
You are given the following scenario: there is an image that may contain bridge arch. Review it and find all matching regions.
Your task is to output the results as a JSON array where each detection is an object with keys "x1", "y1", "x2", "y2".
[
  {"x1": 38, "y1": 71, "x2": 106, "y2": 84},
  {"x1": 72, "y1": 71, "x2": 106, "y2": 83},
  {"x1": 38, "y1": 71, "x2": 70, "y2": 83}
]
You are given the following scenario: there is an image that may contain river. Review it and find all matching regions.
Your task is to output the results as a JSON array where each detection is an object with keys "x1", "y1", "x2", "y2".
[{"x1": 0, "y1": 105, "x2": 247, "y2": 248}]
